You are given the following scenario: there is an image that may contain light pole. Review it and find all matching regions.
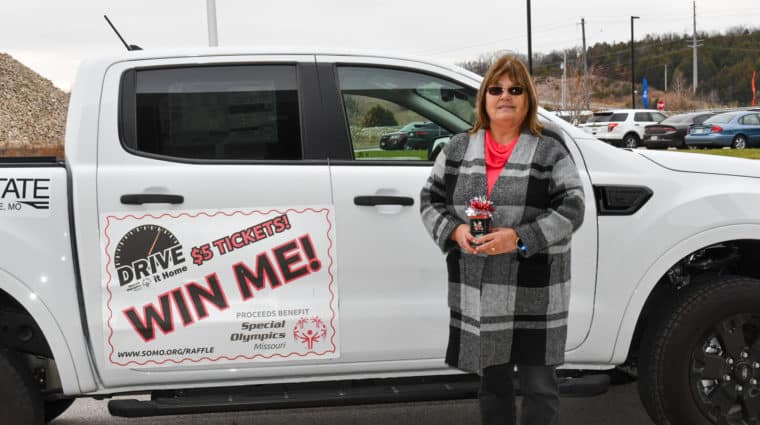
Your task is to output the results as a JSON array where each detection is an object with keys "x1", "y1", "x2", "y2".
[
  {"x1": 527, "y1": 0, "x2": 533, "y2": 74},
  {"x1": 207, "y1": 0, "x2": 218, "y2": 47},
  {"x1": 630, "y1": 16, "x2": 639, "y2": 108}
]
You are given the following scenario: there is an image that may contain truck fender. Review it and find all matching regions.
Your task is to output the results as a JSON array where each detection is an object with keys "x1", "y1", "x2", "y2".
[
  {"x1": 610, "y1": 224, "x2": 760, "y2": 364},
  {"x1": 0, "y1": 268, "x2": 83, "y2": 394}
]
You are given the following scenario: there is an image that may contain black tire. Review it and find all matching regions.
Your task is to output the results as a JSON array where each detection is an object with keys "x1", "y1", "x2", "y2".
[
  {"x1": 638, "y1": 275, "x2": 760, "y2": 425},
  {"x1": 732, "y1": 135, "x2": 748, "y2": 149},
  {"x1": 45, "y1": 398, "x2": 75, "y2": 422},
  {"x1": 623, "y1": 133, "x2": 640, "y2": 149},
  {"x1": 0, "y1": 349, "x2": 44, "y2": 425}
]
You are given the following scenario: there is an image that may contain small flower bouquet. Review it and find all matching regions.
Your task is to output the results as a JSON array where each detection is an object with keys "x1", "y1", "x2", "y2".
[{"x1": 465, "y1": 196, "x2": 494, "y2": 239}]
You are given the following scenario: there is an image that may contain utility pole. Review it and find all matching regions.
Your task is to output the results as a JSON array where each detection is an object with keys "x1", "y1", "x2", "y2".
[
  {"x1": 581, "y1": 18, "x2": 589, "y2": 110},
  {"x1": 561, "y1": 51, "x2": 567, "y2": 110},
  {"x1": 664, "y1": 64, "x2": 668, "y2": 92},
  {"x1": 631, "y1": 16, "x2": 640, "y2": 108},
  {"x1": 526, "y1": 0, "x2": 533, "y2": 74},
  {"x1": 690, "y1": 0, "x2": 699, "y2": 93},
  {"x1": 207, "y1": 0, "x2": 218, "y2": 47}
]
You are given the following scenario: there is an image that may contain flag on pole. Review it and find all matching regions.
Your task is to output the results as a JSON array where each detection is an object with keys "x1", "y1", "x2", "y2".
[
  {"x1": 753, "y1": 71, "x2": 757, "y2": 107},
  {"x1": 642, "y1": 78, "x2": 649, "y2": 109}
]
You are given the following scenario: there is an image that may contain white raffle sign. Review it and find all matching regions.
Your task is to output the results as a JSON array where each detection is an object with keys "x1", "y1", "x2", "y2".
[{"x1": 100, "y1": 206, "x2": 338, "y2": 367}]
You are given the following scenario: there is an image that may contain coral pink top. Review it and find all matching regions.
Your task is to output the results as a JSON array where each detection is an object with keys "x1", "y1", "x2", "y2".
[{"x1": 485, "y1": 130, "x2": 519, "y2": 197}]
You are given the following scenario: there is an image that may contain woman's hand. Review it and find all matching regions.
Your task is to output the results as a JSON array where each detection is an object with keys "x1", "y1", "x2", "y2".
[
  {"x1": 474, "y1": 227, "x2": 518, "y2": 255},
  {"x1": 450, "y1": 224, "x2": 477, "y2": 254}
]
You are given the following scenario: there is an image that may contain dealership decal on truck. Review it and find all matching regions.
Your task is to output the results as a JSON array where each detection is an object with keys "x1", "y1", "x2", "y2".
[
  {"x1": 0, "y1": 177, "x2": 51, "y2": 216},
  {"x1": 100, "y1": 206, "x2": 338, "y2": 367}
]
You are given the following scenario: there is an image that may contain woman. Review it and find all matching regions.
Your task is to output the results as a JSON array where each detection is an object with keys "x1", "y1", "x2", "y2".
[{"x1": 419, "y1": 55, "x2": 585, "y2": 425}]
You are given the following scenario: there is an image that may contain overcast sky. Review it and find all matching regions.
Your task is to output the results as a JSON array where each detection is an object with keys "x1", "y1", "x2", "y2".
[{"x1": 2, "y1": 0, "x2": 759, "y2": 91}]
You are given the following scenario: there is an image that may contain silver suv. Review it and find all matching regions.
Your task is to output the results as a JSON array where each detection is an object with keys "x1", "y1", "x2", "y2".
[{"x1": 579, "y1": 109, "x2": 667, "y2": 148}]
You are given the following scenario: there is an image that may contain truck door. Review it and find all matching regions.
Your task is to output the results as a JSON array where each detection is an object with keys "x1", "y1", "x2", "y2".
[
  {"x1": 318, "y1": 60, "x2": 474, "y2": 364},
  {"x1": 317, "y1": 56, "x2": 599, "y2": 367},
  {"x1": 88, "y1": 56, "x2": 344, "y2": 386}
]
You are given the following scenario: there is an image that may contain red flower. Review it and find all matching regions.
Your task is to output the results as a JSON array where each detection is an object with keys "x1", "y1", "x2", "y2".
[{"x1": 468, "y1": 196, "x2": 494, "y2": 212}]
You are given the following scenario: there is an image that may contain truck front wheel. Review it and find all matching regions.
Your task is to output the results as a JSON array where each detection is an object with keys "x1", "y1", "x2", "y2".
[
  {"x1": 0, "y1": 349, "x2": 44, "y2": 425},
  {"x1": 638, "y1": 275, "x2": 760, "y2": 425}
]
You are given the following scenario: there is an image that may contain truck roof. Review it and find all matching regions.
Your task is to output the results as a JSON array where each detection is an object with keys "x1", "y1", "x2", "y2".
[{"x1": 77, "y1": 46, "x2": 482, "y2": 83}]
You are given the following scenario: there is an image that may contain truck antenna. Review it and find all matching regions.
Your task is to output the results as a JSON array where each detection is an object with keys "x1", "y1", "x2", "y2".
[{"x1": 103, "y1": 15, "x2": 143, "y2": 51}]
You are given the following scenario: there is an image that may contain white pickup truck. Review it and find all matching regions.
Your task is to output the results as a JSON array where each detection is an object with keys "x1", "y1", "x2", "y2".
[{"x1": 2, "y1": 49, "x2": 760, "y2": 425}]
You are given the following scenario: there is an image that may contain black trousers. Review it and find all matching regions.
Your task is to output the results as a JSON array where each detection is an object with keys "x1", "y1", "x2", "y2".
[{"x1": 479, "y1": 363, "x2": 559, "y2": 425}]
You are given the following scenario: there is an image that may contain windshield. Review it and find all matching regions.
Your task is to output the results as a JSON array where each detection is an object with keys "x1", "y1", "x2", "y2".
[{"x1": 414, "y1": 85, "x2": 476, "y2": 124}]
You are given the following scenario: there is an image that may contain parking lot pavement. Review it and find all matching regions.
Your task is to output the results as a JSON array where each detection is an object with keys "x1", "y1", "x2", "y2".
[{"x1": 52, "y1": 381, "x2": 654, "y2": 425}]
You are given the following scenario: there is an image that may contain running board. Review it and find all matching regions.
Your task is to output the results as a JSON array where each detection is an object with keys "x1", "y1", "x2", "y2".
[{"x1": 108, "y1": 373, "x2": 610, "y2": 418}]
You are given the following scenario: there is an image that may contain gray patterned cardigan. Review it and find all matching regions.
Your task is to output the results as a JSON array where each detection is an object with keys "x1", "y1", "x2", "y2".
[{"x1": 420, "y1": 129, "x2": 585, "y2": 373}]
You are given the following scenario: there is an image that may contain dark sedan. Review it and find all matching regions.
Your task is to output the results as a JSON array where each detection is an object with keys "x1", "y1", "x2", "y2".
[
  {"x1": 379, "y1": 122, "x2": 451, "y2": 150},
  {"x1": 643, "y1": 111, "x2": 717, "y2": 149}
]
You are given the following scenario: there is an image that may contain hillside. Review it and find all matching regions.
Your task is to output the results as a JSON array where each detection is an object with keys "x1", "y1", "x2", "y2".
[
  {"x1": 0, "y1": 53, "x2": 67, "y2": 157},
  {"x1": 538, "y1": 27, "x2": 760, "y2": 108},
  {"x1": 462, "y1": 27, "x2": 760, "y2": 111}
]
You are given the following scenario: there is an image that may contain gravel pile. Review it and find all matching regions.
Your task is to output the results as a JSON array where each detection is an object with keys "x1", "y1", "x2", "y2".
[{"x1": 0, "y1": 52, "x2": 68, "y2": 150}]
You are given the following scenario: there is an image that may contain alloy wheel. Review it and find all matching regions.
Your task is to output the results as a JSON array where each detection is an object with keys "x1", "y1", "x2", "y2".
[
  {"x1": 690, "y1": 313, "x2": 760, "y2": 425},
  {"x1": 732, "y1": 136, "x2": 747, "y2": 149},
  {"x1": 624, "y1": 134, "x2": 639, "y2": 149}
]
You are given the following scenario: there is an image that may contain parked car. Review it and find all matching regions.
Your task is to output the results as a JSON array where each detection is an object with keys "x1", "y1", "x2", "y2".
[
  {"x1": 379, "y1": 121, "x2": 451, "y2": 150},
  {"x1": 578, "y1": 109, "x2": 667, "y2": 148},
  {"x1": 643, "y1": 111, "x2": 717, "y2": 149},
  {"x1": 685, "y1": 111, "x2": 760, "y2": 149}
]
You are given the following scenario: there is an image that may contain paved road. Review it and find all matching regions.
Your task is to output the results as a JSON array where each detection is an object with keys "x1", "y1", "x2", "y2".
[{"x1": 51, "y1": 382, "x2": 654, "y2": 425}]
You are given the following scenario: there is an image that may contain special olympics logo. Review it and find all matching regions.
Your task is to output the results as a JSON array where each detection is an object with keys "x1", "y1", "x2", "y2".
[{"x1": 293, "y1": 316, "x2": 327, "y2": 350}]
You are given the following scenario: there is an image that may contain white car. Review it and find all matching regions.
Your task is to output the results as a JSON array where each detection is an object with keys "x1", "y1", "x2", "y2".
[{"x1": 579, "y1": 109, "x2": 667, "y2": 148}]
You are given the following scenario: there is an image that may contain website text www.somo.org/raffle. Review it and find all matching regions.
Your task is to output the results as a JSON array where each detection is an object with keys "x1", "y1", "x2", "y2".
[{"x1": 116, "y1": 346, "x2": 215, "y2": 359}]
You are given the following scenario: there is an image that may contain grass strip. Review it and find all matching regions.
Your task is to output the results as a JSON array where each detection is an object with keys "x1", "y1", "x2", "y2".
[
  {"x1": 679, "y1": 148, "x2": 760, "y2": 159},
  {"x1": 355, "y1": 150, "x2": 427, "y2": 160}
]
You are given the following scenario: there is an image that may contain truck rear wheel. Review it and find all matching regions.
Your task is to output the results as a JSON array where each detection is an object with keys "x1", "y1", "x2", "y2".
[
  {"x1": 638, "y1": 275, "x2": 760, "y2": 425},
  {"x1": 0, "y1": 349, "x2": 44, "y2": 425}
]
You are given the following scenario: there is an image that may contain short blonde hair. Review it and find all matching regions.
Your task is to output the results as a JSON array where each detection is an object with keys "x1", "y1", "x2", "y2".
[{"x1": 470, "y1": 55, "x2": 543, "y2": 136}]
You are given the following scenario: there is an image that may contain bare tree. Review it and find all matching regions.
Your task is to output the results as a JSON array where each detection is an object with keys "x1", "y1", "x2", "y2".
[
  {"x1": 668, "y1": 70, "x2": 693, "y2": 111},
  {"x1": 458, "y1": 50, "x2": 522, "y2": 76},
  {"x1": 562, "y1": 54, "x2": 598, "y2": 124},
  {"x1": 671, "y1": 69, "x2": 687, "y2": 99}
]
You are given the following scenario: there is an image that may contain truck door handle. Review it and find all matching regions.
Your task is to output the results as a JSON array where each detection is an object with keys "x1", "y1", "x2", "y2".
[
  {"x1": 120, "y1": 194, "x2": 185, "y2": 205},
  {"x1": 353, "y1": 196, "x2": 414, "y2": 206}
]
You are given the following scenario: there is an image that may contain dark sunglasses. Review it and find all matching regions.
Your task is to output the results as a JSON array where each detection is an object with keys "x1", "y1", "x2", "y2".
[{"x1": 486, "y1": 86, "x2": 525, "y2": 96}]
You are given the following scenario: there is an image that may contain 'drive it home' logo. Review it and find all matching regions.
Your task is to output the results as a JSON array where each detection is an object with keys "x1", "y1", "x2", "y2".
[
  {"x1": 114, "y1": 225, "x2": 187, "y2": 292},
  {"x1": 293, "y1": 316, "x2": 327, "y2": 350},
  {"x1": 0, "y1": 178, "x2": 50, "y2": 211}
]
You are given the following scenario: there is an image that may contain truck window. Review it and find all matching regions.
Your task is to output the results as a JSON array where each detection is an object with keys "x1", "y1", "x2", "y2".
[
  {"x1": 121, "y1": 65, "x2": 302, "y2": 161},
  {"x1": 336, "y1": 66, "x2": 475, "y2": 161}
]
